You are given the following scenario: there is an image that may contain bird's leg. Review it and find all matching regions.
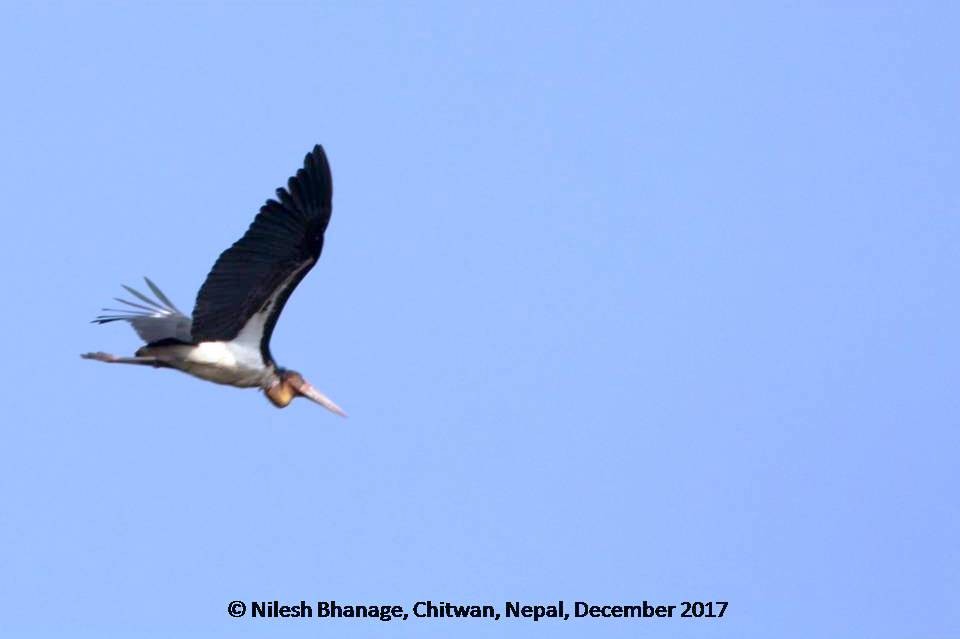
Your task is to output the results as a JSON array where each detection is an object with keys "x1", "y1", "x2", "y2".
[{"x1": 81, "y1": 351, "x2": 162, "y2": 368}]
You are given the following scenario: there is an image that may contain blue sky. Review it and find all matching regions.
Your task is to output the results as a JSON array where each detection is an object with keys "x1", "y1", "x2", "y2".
[{"x1": 0, "y1": 2, "x2": 957, "y2": 637}]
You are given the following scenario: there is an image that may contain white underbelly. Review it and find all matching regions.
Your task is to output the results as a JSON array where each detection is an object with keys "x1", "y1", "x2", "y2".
[
  {"x1": 150, "y1": 341, "x2": 271, "y2": 388},
  {"x1": 181, "y1": 361, "x2": 269, "y2": 387}
]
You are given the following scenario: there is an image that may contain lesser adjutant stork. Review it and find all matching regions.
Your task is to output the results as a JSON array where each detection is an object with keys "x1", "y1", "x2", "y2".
[{"x1": 82, "y1": 144, "x2": 346, "y2": 415}]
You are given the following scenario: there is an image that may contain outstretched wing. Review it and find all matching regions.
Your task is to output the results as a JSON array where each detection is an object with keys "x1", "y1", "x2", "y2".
[
  {"x1": 94, "y1": 277, "x2": 192, "y2": 344},
  {"x1": 190, "y1": 144, "x2": 333, "y2": 365}
]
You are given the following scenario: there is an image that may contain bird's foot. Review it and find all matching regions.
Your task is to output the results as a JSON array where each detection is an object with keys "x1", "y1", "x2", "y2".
[
  {"x1": 81, "y1": 351, "x2": 119, "y2": 362},
  {"x1": 81, "y1": 352, "x2": 161, "y2": 367}
]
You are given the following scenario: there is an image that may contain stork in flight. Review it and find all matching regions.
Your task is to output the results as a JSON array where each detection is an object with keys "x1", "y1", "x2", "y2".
[{"x1": 82, "y1": 144, "x2": 346, "y2": 415}]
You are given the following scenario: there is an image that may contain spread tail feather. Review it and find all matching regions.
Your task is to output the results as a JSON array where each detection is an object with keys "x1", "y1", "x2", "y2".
[{"x1": 92, "y1": 277, "x2": 193, "y2": 344}]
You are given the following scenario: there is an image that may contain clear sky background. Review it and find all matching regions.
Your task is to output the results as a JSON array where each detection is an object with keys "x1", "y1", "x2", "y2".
[{"x1": 0, "y1": 2, "x2": 957, "y2": 637}]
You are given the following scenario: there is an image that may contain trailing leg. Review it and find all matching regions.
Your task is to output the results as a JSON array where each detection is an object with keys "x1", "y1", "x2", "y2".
[{"x1": 80, "y1": 352, "x2": 163, "y2": 367}]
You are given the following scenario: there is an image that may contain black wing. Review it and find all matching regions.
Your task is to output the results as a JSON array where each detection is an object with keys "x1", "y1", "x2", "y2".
[{"x1": 190, "y1": 145, "x2": 333, "y2": 362}]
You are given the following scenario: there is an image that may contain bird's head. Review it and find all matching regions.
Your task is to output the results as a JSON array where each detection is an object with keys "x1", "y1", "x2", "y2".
[{"x1": 265, "y1": 369, "x2": 347, "y2": 416}]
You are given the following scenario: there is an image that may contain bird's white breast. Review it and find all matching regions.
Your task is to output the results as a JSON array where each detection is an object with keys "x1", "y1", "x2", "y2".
[{"x1": 171, "y1": 311, "x2": 269, "y2": 387}]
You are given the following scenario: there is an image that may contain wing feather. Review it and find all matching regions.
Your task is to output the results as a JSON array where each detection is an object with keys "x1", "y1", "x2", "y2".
[
  {"x1": 94, "y1": 278, "x2": 192, "y2": 343},
  {"x1": 189, "y1": 145, "x2": 333, "y2": 364}
]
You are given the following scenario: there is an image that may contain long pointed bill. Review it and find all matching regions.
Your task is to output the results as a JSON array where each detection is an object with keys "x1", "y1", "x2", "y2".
[{"x1": 295, "y1": 380, "x2": 348, "y2": 417}]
